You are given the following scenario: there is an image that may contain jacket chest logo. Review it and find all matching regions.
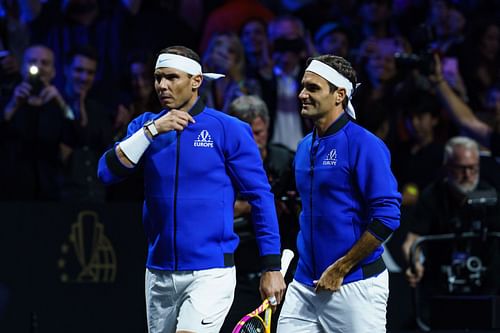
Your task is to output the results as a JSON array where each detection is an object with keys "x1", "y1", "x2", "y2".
[
  {"x1": 193, "y1": 130, "x2": 214, "y2": 148},
  {"x1": 322, "y1": 149, "x2": 337, "y2": 166}
]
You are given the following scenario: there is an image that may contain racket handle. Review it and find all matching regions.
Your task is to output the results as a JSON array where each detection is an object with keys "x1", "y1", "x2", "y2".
[{"x1": 280, "y1": 249, "x2": 294, "y2": 277}]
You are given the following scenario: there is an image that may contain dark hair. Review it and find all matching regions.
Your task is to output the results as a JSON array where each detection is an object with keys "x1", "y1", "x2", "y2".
[
  {"x1": 306, "y1": 55, "x2": 357, "y2": 109},
  {"x1": 157, "y1": 45, "x2": 201, "y2": 64},
  {"x1": 66, "y1": 45, "x2": 98, "y2": 65}
]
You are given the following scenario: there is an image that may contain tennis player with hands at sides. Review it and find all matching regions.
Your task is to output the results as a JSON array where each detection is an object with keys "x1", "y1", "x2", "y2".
[
  {"x1": 97, "y1": 45, "x2": 286, "y2": 333},
  {"x1": 277, "y1": 55, "x2": 401, "y2": 333}
]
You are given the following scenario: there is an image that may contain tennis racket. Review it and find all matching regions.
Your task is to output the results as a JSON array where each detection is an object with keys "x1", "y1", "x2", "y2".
[{"x1": 232, "y1": 249, "x2": 295, "y2": 333}]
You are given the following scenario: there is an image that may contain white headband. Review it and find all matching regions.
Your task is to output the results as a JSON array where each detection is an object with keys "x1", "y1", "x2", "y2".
[
  {"x1": 155, "y1": 53, "x2": 225, "y2": 80},
  {"x1": 305, "y1": 60, "x2": 360, "y2": 119}
]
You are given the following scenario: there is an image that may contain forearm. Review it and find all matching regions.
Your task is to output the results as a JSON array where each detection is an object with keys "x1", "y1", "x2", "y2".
[
  {"x1": 336, "y1": 231, "x2": 382, "y2": 274},
  {"x1": 435, "y1": 81, "x2": 492, "y2": 144}
]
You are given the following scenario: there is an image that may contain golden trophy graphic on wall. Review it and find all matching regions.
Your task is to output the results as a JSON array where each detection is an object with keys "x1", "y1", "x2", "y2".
[{"x1": 59, "y1": 210, "x2": 117, "y2": 283}]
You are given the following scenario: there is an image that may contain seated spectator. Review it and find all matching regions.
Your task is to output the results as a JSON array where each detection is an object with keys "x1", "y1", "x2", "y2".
[{"x1": 0, "y1": 44, "x2": 73, "y2": 200}]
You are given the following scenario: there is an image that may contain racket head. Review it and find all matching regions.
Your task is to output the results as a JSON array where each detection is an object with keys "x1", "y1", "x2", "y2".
[{"x1": 232, "y1": 299, "x2": 271, "y2": 333}]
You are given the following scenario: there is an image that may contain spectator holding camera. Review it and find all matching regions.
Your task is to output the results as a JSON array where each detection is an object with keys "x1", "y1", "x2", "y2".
[{"x1": 0, "y1": 44, "x2": 73, "y2": 200}]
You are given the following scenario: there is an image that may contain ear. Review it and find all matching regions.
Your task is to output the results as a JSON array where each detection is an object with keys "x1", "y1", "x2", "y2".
[
  {"x1": 336, "y1": 88, "x2": 347, "y2": 103},
  {"x1": 192, "y1": 74, "x2": 203, "y2": 90}
]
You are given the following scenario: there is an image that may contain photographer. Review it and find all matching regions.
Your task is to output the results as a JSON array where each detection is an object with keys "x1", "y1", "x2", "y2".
[
  {"x1": 0, "y1": 45, "x2": 73, "y2": 200},
  {"x1": 402, "y1": 137, "x2": 500, "y2": 299}
]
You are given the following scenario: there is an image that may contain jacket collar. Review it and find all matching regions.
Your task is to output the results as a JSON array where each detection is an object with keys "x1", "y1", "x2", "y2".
[
  {"x1": 188, "y1": 97, "x2": 205, "y2": 116},
  {"x1": 315, "y1": 112, "x2": 350, "y2": 138}
]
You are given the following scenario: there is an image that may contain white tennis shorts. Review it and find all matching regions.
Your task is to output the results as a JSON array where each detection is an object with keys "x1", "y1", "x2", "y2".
[
  {"x1": 278, "y1": 270, "x2": 389, "y2": 333},
  {"x1": 145, "y1": 267, "x2": 236, "y2": 333}
]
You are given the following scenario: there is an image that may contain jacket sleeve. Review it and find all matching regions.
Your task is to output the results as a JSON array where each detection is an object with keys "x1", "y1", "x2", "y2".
[
  {"x1": 351, "y1": 134, "x2": 402, "y2": 242},
  {"x1": 224, "y1": 120, "x2": 282, "y2": 271},
  {"x1": 97, "y1": 115, "x2": 147, "y2": 185}
]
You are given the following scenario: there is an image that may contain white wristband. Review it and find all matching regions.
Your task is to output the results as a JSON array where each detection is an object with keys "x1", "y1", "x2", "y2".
[{"x1": 118, "y1": 128, "x2": 151, "y2": 164}]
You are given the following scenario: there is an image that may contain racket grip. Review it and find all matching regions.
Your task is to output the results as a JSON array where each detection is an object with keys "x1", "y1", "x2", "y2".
[{"x1": 280, "y1": 249, "x2": 294, "y2": 277}]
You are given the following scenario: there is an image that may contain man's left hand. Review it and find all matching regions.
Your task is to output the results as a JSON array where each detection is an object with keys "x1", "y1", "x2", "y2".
[
  {"x1": 259, "y1": 271, "x2": 286, "y2": 311},
  {"x1": 314, "y1": 258, "x2": 350, "y2": 292}
]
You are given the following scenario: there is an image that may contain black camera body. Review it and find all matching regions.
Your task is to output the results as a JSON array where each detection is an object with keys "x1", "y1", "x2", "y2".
[{"x1": 394, "y1": 51, "x2": 435, "y2": 75}]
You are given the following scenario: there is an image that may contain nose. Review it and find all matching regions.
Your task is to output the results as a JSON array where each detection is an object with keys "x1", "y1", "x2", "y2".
[{"x1": 298, "y1": 88, "x2": 308, "y2": 100}]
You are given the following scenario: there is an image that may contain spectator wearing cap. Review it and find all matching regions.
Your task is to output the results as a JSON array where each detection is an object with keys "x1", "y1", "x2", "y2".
[{"x1": 314, "y1": 22, "x2": 351, "y2": 60}]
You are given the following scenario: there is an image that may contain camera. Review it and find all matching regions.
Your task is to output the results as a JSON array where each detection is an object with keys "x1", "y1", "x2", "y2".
[
  {"x1": 394, "y1": 51, "x2": 435, "y2": 75},
  {"x1": 394, "y1": 24, "x2": 436, "y2": 75},
  {"x1": 27, "y1": 64, "x2": 44, "y2": 96}
]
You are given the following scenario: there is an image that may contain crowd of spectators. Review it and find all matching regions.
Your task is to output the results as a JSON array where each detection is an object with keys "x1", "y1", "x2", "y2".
[{"x1": 1, "y1": 0, "x2": 499, "y2": 203}]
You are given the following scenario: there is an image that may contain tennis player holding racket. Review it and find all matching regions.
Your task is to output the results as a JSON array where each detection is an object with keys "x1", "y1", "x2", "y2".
[
  {"x1": 277, "y1": 55, "x2": 401, "y2": 333},
  {"x1": 97, "y1": 45, "x2": 286, "y2": 333}
]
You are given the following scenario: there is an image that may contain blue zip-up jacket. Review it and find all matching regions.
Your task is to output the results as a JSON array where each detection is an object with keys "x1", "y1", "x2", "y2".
[
  {"x1": 97, "y1": 99, "x2": 281, "y2": 271},
  {"x1": 294, "y1": 113, "x2": 401, "y2": 287}
]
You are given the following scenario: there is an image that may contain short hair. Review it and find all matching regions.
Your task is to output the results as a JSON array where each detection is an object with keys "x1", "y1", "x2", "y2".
[
  {"x1": 306, "y1": 54, "x2": 357, "y2": 109},
  {"x1": 228, "y1": 95, "x2": 270, "y2": 125},
  {"x1": 443, "y1": 136, "x2": 479, "y2": 165},
  {"x1": 66, "y1": 45, "x2": 98, "y2": 65},
  {"x1": 157, "y1": 45, "x2": 201, "y2": 64}
]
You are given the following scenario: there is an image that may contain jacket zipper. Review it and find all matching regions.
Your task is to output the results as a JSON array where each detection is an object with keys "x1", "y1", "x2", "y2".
[
  {"x1": 309, "y1": 132, "x2": 317, "y2": 278},
  {"x1": 173, "y1": 131, "x2": 181, "y2": 270}
]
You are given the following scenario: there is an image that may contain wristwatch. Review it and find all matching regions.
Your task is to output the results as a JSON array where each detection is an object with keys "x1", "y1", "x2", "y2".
[{"x1": 144, "y1": 119, "x2": 159, "y2": 137}]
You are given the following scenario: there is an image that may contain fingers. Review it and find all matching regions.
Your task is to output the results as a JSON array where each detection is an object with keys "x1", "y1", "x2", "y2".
[{"x1": 156, "y1": 110, "x2": 196, "y2": 133}]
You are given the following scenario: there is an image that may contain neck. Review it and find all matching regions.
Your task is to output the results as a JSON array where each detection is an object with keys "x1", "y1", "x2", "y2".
[
  {"x1": 179, "y1": 95, "x2": 198, "y2": 113},
  {"x1": 315, "y1": 108, "x2": 344, "y2": 136}
]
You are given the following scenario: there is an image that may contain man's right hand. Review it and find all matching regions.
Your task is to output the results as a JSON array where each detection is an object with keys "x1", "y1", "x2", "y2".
[
  {"x1": 405, "y1": 262, "x2": 424, "y2": 288},
  {"x1": 11, "y1": 82, "x2": 31, "y2": 106},
  {"x1": 155, "y1": 110, "x2": 195, "y2": 133}
]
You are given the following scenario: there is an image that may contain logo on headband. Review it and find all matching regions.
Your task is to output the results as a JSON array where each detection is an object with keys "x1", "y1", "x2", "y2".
[{"x1": 194, "y1": 130, "x2": 214, "y2": 148}]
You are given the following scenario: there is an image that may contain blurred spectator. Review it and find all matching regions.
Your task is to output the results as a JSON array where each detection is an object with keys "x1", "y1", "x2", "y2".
[
  {"x1": 31, "y1": 0, "x2": 140, "y2": 106},
  {"x1": 426, "y1": 0, "x2": 466, "y2": 57},
  {"x1": 353, "y1": 38, "x2": 407, "y2": 140},
  {"x1": 201, "y1": 32, "x2": 262, "y2": 113},
  {"x1": 257, "y1": 15, "x2": 312, "y2": 151},
  {"x1": 240, "y1": 18, "x2": 273, "y2": 80},
  {"x1": 107, "y1": 51, "x2": 160, "y2": 202},
  {"x1": 459, "y1": 19, "x2": 500, "y2": 112},
  {"x1": 392, "y1": 92, "x2": 445, "y2": 206},
  {"x1": 0, "y1": 44, "x2": 73, "y2": 200},
  {"x1": 203, "y1": 33, "x2": 262, "y2": 112},
  {"x1": 0, "y1": 0, "x2": 40, "y2": 65},
  {"x1": 59, "y1": 45, "x2": 113, "y2": 202},
  {"x1": 113, "y1": 51, "x2": 160, "y2": 140},
  {"x1": 0, "y1": 0, "x2": 41, "y2": 107},
  {"x1": 199, "y1": 0, "x2": 274, "y2": 53},
  {"x1": 313, "y1": 22, "x2": 351, "y2": 60}
]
